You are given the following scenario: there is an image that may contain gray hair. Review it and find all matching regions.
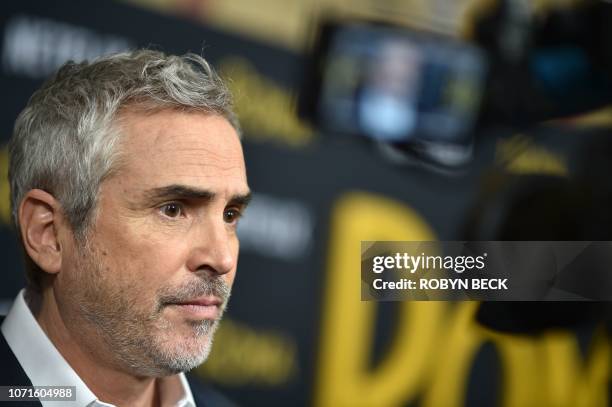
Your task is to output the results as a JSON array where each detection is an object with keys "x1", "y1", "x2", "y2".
[{"x1": 9, "y1": 49, "x2": 239, "y2": 293}]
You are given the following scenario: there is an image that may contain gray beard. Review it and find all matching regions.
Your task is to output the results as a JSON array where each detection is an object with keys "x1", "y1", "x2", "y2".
[
  {"x1": 74, "y1": 241, "x2": 231, "y2": 377},
  {"x1": 81, "y1": 303, "x2": 222, "y2": 377}
]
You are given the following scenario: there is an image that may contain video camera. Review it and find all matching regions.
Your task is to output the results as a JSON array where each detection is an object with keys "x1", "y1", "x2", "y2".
[{"x1": 298, "y1": 0, "x2": 612, "y2": 170}]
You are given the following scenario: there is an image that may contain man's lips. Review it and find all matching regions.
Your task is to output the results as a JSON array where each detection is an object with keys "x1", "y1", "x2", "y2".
[
  {"x1": 166, "y1": 296, "x2": 223, "y2": 320},
  {"x1": 175, "y1": 296, "x2": 222, "y2": 307}
]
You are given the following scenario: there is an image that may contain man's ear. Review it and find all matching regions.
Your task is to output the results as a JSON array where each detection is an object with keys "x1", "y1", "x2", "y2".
[{"x1": 18, "y1": 189, "x2": 64, "y2": 274}]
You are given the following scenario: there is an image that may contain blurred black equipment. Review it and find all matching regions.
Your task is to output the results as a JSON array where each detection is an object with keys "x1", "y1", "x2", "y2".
[
  {"x1": 298, "y1": 0, "x2": 612, "y2": 170},
  {"x1": 463, "y1": 133, "x2": 612, "y2": 334},
  {"x1": 298, "y1": 20, "x2": 486, "y2": 169}
]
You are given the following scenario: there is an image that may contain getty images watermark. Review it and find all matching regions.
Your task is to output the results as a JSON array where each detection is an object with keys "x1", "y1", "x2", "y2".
[{"x1": 361, "y1": 241, "x2": 612, "y2": 301}]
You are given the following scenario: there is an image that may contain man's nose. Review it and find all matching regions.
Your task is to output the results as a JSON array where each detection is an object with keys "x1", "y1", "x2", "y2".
[{"x1": 186, "y1": 218, "x2": 236, "y2": 275}]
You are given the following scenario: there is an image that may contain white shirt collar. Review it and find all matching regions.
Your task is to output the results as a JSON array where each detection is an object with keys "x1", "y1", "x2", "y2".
[{"x1": 1, "y1": 289, "x2": 196, "y2": 407}]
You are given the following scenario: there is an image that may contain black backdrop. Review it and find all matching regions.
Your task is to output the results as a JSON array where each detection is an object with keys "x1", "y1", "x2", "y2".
[{"x1": 0, "y1": 1, "x2": 610, "y2": 406}]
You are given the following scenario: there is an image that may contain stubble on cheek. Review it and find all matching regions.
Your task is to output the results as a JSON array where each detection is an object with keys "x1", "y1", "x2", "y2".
[
  {"x1": 67, "y1": 239, "x2": 231, "y2": 376},
  {"x1": 66, "y1": 241, "x2": 163, "y2": 369}
]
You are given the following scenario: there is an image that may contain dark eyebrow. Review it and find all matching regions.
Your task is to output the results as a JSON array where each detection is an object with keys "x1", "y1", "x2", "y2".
[
  {"x1": 229, "y1": 192, "x2": 252, "y2": 207},
  {"x1": 143, "y1": 184, "x2": 252, "y2": 207},
  {"x1": 144, "y1": 185, "x2": 215, "y2": 202}
]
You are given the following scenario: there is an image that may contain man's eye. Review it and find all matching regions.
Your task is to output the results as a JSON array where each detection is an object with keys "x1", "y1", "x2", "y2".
[
  {"x1": 160, "y1": 203, "x2": 183, "y2": 218},
  {"x1": 223, "y1": 208, "x2": 242, "y2": 224}
]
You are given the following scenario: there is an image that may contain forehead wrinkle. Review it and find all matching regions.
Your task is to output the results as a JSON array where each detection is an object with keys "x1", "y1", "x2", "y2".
[
  {"x1": 173, "y1": 160, "x2": 245, "y2": 172},
  {"x1": 122, "y1": 125, "x2": 239, "y2": 152},
  {"x1": 150, "y1": 144, "x2": 239, "y2": 158},
  {"x1": 119, "y1": 145, "x2": 244, "y2": 180},
  {"x1": 110, "y1": 112, "x2": 246, "y2": 191},
  {"x1": 145, "y1": 149, "x2": 243, "y2": 172}
]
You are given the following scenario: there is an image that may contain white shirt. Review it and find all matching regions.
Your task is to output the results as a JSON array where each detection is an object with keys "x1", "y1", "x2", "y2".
[{"x1": 1, "y1": 290, "x2": 196, "y2": 407}]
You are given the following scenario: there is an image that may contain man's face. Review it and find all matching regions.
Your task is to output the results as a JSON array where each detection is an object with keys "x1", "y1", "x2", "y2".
[{"x1": 55, "y1": 109, "x2": 249, "y2": 376}]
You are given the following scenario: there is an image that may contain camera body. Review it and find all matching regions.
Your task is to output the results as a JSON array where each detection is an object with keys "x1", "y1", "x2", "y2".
[{"x1": 299, "y1": 0, "x2": 612, "y2": 169}]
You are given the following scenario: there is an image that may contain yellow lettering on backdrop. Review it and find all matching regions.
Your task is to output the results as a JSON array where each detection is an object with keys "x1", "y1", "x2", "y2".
[
  {"x1": 422, "y1": 302, "x2": 485, "y2": 407},
  {"x1": 217, "y1": 57, "x2": 314, "y2": 148},
  {"x1": 422, "y1": 304, "x2": 609, "y2": 407},
  {"x1": 316, "y1": 191, "x2": 445, "y2": 407},
  {"x1": 541, "y1": 330, "x2": 609, "y2": 407},
  {"x1": 318, "y1": 191, "x2": 610, "y2": 407},
  {"x1": 0, "y1": 147, "x2": 11, "y2": 225},
  {"x1": 480, "y1": 328, "x2": 548, "y2": 406}
]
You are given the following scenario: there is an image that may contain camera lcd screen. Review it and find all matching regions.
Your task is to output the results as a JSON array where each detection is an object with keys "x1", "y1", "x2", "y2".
[{"x1": 317, "y1": 23, "x2": 487, "y2": 145}]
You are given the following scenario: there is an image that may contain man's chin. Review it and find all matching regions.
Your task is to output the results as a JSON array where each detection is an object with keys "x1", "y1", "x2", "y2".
[
  {"x1": 163, "y1": 308, "x2": 219, "y2": 335},
  {"x1": 138, "y1": 330, "x2": 215, "y2": 377}
]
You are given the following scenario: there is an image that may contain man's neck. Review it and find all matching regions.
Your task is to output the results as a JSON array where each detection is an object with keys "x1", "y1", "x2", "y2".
[{"x1": 31, "y1": 288, "x2": 160, "y2": 407}]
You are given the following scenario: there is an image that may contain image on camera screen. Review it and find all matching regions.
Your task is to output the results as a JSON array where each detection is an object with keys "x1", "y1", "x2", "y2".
[{"x1": 318, "y1": 24, "x2": 487, "y2": 146}]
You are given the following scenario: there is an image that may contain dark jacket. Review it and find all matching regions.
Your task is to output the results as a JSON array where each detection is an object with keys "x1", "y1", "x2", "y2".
[{"x1": 0, "y1": 315, "x2": 235, "y2": 407}]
